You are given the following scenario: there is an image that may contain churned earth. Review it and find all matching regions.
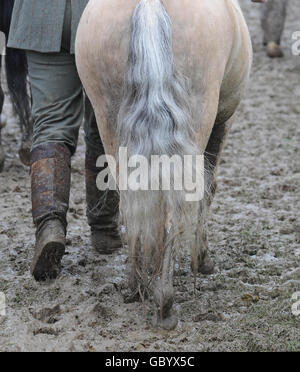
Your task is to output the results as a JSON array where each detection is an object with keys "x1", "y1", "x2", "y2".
[{"x1": 0, "y1": 1, "x2": 299, "y2": 352}]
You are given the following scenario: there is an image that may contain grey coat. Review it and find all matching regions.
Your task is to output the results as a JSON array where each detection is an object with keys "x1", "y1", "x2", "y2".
[{"x1": 7, "y1": 0, "x2": 88, "y2": 53}]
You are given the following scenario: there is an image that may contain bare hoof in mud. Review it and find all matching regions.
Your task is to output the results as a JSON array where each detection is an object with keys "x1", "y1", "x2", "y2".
[
  {"x1": 198, "y1": 253, "x2": 215, "y2": 275},
  {"x1": 191, "y1": 252, "x2": 215, "y2": 275},
  {"x1": 153, "y1": 284, "x2": 177, "y2": 330},
  {"x1": 153, "y1": 312, "x2": 178, "y2": 330},
  {"x1": 266, "y1": 42, "x2": 284, "y2": 58}
]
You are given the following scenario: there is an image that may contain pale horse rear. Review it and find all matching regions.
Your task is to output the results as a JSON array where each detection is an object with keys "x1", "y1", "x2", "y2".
[{"x1": 75, "y1": 0, "x2": 252, "y2": 329}]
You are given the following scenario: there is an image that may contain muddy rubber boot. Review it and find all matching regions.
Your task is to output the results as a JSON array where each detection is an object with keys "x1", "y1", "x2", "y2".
[
  {"x1": 31, "y1": 219, "x2": 66, "y2": 281},
  {"x1": 30, "y1": 144, "x2": 71, "y2": 281},
  {"x1": 86, "y1": 149, "x2": 122, "y2": 254},
  {"x1": 266, "y1": 42, "x2": 284, "y2": 58},
  {"x1": 261, "y1": 0, "x2": 287, "y2": 58}
]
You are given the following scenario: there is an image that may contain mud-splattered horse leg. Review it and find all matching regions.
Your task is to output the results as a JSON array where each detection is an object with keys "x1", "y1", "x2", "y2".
[
  {"x1": 127, "y1": 226, "x2": 177, "y2": 330},
  {"x1": 127, "y1": 240, "x2": 177, "y2": 330},
  {"x1": 153, "y1": 115, "x2": 236, "y2": 327},
  {"x1": 0, "y1": 57, "x2": 6, "y2": 172},
  {"x1": 191, "y1": 115, "x2": 236, "y2": 275},
  {"x1": 153, "y1": 236, "x2": 178, "y2": 330}
]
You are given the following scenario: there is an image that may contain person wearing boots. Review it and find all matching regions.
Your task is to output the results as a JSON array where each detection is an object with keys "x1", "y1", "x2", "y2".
[{"x1": 8, "y1": 0, "x2": 121, "y2": 281}]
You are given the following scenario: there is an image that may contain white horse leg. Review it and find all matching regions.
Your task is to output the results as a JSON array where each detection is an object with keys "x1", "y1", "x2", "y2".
[
  {"x1": 191, "y1": 200, "x2": 215, "y2": 275},
  {"x1": 153, "y1": 238, "x2": 177, "y2": 330}
]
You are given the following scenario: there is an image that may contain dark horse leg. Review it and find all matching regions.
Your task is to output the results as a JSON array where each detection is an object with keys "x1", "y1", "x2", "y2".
[
  {"x1": 0, "y1": 56, "x2": 6, "y2": 172},
  {"x1": 191, "y1": 114, "x2": 236, "y2": 275},
  {"x1": 0, "y1": 0, "x2": 32, "y2": 166},
  {"x1": 153, "y1": 113, "x2": 235, "y2": 328},
  {"x1": 5, "y1": 48, "x2": 32, "y2": 166}
]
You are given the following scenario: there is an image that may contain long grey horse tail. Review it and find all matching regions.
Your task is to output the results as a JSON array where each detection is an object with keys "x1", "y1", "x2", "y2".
[{"x1": 117, "y1": 0, "x2": 200, "y2": 285}]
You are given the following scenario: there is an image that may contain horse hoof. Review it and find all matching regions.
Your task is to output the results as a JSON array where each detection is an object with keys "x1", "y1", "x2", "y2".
[
  {"x1": 191, "y1": 252, "x2": 215, "y2": 275},
  {"x1": 153, "y1": 313, "x2": 178, "y2": 330},
  {"x1": 18, "y1": 147, "x2": 31, "y2": 166},
  {"x1": 198, "y1": 254, "x2": 215, "y2": 275},
  {"x1": 266, "y1": 42, "x2": 284, "y2": 58}
]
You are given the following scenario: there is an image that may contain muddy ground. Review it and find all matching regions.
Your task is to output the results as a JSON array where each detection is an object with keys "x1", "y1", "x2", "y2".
[{"x1": 0, "y1": 1, "x2": 299, "y2": 352}]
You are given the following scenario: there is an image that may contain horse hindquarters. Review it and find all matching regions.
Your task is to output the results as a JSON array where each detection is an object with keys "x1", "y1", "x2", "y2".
[
  {"x1": 76, "y1": 0, "x2": 252, "y2": 330},
  {"x1": 116, "y1": 0, "x2": 200, "y2": 329}
]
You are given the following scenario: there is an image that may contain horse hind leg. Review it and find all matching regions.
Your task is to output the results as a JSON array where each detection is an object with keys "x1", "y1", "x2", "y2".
[
  {"x1": 153, "y1": 235, "x2": 178, "y2": 330},
  {"x1": 18, "y1": 123, "x2": 32, "y2": 166},
  {"x1": 0, "y1": 64, "x2": 6, "y2": 172},
  {"x1": 126, "y1": 208, "x2": 177, "y2": 329},
  {"x1": 0, "y1": 127, "x2": 5, "y2": 172},
  {"x1": 191, "y1": 114, "x2": 235, "y2": 275},
  {"x1": 191, "y1": 200, "x2": 215, "y2": 275},
  {"x1": 5, "y1": 48, "x2": 32, "y2": 166},
  {"x1": 18, "y1": 89, "x2": 32, "y2": 167}
]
